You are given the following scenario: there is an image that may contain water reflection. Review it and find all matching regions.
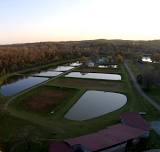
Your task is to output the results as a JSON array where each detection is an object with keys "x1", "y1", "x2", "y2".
[
  {"x1": 65, "y1": 72, "x2": 121, "y2": 80},
  {"x1": 65, "y1": 90, "x2": 127, "y2": 121},
  {"x1": 33, "y1": 71, "x2": 62, "y2": 77},
  {"x1": 0, "y1": 76, "x2": 48, "y2": 96}
]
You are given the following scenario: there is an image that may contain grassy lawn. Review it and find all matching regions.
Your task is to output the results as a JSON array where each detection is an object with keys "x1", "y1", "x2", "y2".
[
  {"x1": 75, "y1": 66, "x2": 121, "y2": 73},
  {"x1": 121, "y1": 65, "x2": 160, "y2": 120},
  {"x1": 0, "y1": 114, "x2": 50, "y2": 152},
  {"x1": 127, "y1": 60, "x2": 160, "y2": 105},
  {"x1": 74, "y1": 66, "x2": 121, "y2": 74},
  {"x1": 48, "y1": 77, "x2": 124, "y2": 92},
  {"x1": 9, "y1": 86, "x2": 80, "y2": 116},
  {"x1": 6, "y1": 65, "x2": 129, "y2": 140},
  {"x1": 1, "y1": 62, "x2": 160, "y2": 151},
  {"x1": 146, "y1": 85, "x2": 160, "y2": 103},
  {"x1": 127, "y1": 60, "x2": 142, "y2": 76}
]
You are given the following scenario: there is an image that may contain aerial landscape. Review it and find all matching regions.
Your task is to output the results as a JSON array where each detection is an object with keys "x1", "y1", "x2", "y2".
[{"x1": 0, "y1": 0, "x2": 160, "y2": 152}]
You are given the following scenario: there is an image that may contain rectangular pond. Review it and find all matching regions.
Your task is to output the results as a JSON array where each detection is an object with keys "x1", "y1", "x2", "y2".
[
  {"x1": 65, "y1": 90, "x2": 127, "y2": 121},
  {"x1": 33, "y1": 71, "x2": 63, "y2": 77},
  {"x1": 0, "y1": 76, "x2": 48, "y2": 96},
  {"x1": 65, "y1": 72, "x2": 121, "y2": 80}
]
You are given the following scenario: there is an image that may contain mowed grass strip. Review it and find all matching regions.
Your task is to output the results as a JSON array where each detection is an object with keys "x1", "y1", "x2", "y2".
[
  {"x1": 47, "y1": 77, "x2": 124, "y2": 92},
  {"x1": 146, "y1": 85, "x2": 160, "y2": 104},
  {"x1": 74, "y1": 66, "x2": 121, "y2": 74},
  {"x1": 10, "y1": 86, "x2": 79, "y2": 115}
]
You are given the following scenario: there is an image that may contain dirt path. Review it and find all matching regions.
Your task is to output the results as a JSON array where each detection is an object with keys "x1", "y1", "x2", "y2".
[{"x1": 124, "y1": 61, "x2": 160, "y2": 111}]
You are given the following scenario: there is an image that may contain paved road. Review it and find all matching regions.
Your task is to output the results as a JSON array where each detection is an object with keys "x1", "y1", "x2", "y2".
[{"x1": 124, "y1": 61, "x2": 160, "y2": 111}]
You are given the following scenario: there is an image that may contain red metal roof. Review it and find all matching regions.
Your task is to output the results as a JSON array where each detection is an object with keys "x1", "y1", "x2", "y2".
[
  {"x1": 49, "y1": 141, "x2": 74, "y2": 152},
  {"x1": 65, "y1": 124, "x2": 145, "y2": 151},
  {"x1": 120, "y1": 112, "x2": 150, "y2": 131}
]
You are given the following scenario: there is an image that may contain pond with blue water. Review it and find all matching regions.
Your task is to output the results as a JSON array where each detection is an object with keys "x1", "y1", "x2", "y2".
[
  {"x1": 65, "y1": 90, "x2": 127, "y2": 121},
  {"x1": 65, "y1": 72, "x2": 121, "y2": 80},
  {"x1": 0, "y1": 75, "x2": 48, "y2": 96}
]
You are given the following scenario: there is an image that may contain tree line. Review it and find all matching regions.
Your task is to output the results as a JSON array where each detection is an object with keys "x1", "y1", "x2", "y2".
[{"x1": 0, "y1": 39, "x2": 160, "y2": 75}]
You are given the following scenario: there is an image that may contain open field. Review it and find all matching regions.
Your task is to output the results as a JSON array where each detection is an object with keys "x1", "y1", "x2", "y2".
[
  {"x1": 74, "y1": 66, "x2": 121, "y2": 74},
  {"x1": 146, "y1": 86, "x2": 160, "y2": 104},
  {"x1": 127, "y1": 60, "x2": 160, "y2": 104},
  {"x1": 10, "y1": 86, "x2": 78, "y2": 115},
  {"x1": 47, "y1": 77, "x2": 124, "y2": 92},
  {"x1": 127, "y1": 60, "x2": 142, "y2": 76},
  {"x1": 33, "y1": 65, "x2": 160, "y2": 121},
  {"x1": 1, "y1": 62, "x2": 160, "y2": 151},
  {"x1": 0, "y1": 114, "x2": 50, "y2": 152}
]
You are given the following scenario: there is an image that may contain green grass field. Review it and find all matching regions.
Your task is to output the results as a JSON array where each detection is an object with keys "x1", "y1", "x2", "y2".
[
  {"x1": 74, "y1": 66, "x2": 121, "y2": 74},
  {"x1": 146, "y1": 85, "x2": 160, "y2": 103},
  {"x1": 48, "y1": 77, "x2": 124, "y2": 92},
  {"x1": 9, "y1": 86, "x2": 80, "y2": 116},
  {"x1": 1, "y1": 62, "x2": 160, "y2": 151},
  {"x1": 127, "y1": 60, "x2": 160, "y2": 104}
]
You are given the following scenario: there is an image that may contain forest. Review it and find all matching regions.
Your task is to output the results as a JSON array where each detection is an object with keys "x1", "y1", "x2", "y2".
[{"x1": 0, "y1": 39, "x2": 160, "y2": 74}]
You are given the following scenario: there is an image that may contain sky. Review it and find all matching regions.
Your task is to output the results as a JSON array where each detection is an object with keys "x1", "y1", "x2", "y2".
[{"x1": 1, "y1": 0, "x2": 160, "y2": 44}]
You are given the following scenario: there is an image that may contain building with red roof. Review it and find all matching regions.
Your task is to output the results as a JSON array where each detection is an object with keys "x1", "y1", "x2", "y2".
[
  {"x1": 49, "y1": 112, "x2": 150, "y2": 152},
  {"x1": 120, "y1": 112, "x2": 150, "y2": 132},
  {"x1": 49, "y1": 141, "x2": 74, "y2": 152},
  {"x1": 65, "y1": 124, "x2": 146, "y2": 152}
]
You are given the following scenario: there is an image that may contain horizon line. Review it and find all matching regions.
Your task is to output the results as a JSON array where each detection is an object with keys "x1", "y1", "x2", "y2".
[{"x1": 1, "y1": 38, "x2": 160, "y2": 46}]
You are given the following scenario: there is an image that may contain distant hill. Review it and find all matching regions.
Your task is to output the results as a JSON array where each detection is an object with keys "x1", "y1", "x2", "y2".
[{"x1": 0, "y1": 39, "x2": 160, "y2": 73}]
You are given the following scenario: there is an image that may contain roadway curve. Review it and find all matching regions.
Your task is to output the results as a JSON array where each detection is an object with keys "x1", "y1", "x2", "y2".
[{"x1": 124, "y1": 61, "x2": 160, "y2": 111}]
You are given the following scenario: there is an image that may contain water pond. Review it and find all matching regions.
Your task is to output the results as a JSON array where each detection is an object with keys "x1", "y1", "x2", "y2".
[
  {"x1": 65, "y1": 90, "x2": 127, "y2": 121},
  {"x1": 0, "y1": 75, "x2": 48, "y2": 96},
  {"x1": 33, "y1": 71, "x2": 62, "y2": 77},
  {"x1": 65, "y1": 72, "x2": 121, "y2": 80}
]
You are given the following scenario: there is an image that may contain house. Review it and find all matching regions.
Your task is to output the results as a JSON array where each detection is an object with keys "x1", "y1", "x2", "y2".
[
  {"x1": 65, "y1": 124, "x2": 146, "y2": 152},
  {"x1": 142, "y1": 54, "x2": 152, "y2": 63},
  {"x1": 97, "y1": 57, "x2": 107, "y2": 65},
  {"x1": 142, "y1": 57, "x2": 152, "y2": 63},
  {"x1": 49, "y1": 141, "x2": 74, "y2": 152},
  {"x1": 120, "y1": 112, "x2": 150, "y2": 137},
  {"x1": 87, "y1": 61, "x2": 95, "y2": 67},
  {"x1": 70, "y1": 61, "x2": 82, "y2": 67},
  {"x1": 49, "y1": 112, "x2": 150, "y2": 152}
]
